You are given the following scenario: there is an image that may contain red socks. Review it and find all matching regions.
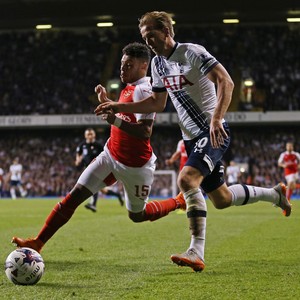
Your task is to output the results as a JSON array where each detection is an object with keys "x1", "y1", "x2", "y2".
[
  {"x1": 36, "y1": 194, "x2": 179, "y2": 244},
  {"x1": 37, "y1": 194, "x2": 79, "y2": 244},
  {"x1": 144, "y1": 198, "x2": 178, "y2": 221}
]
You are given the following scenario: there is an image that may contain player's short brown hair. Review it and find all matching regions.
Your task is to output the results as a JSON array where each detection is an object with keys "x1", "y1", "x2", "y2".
[{"x1": 138, "y1": 11, "x2": 175, "y2": 38}]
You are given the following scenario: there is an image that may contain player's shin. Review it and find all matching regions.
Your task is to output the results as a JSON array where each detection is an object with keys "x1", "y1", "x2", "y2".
[
  {"x1": 185, "y1": 188, "x2": 207, "y2": 260},
  {"x1": 229, "y1": 184, "x2": 279, "y2": 205},
  {"x1": 36, "y1": 193, "x2": 80, "y2": 244},
  {"x1": 144, "y1": 197, "x2": 179, "y2": 221}
]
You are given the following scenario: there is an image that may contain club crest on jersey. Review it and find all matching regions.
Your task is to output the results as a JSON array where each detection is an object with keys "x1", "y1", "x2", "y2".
[{"x1": 163, "y1": 75, "x2": 193, "y2": 91}]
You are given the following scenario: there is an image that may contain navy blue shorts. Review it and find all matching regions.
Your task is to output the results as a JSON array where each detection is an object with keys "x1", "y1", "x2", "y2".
[
  {"x1": 10, "y1": 180, "x2": 21, "y2": 186},
  {"x1": 184, "y1": 122, "x2": 230, "y2": 193}
]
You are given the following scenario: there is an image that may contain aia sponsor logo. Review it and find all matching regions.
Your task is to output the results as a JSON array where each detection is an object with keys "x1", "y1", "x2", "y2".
[{"x1": 163, "y1": 75, "x2": 193, "y2": 91}]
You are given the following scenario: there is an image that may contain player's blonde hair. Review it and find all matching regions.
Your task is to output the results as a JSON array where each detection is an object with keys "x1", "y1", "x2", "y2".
[{"x1": 138, "y1": 11, "x2": 175, "y2": 38}]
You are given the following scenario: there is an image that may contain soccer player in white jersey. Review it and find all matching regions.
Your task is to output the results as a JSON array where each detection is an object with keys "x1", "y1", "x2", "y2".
[
  {"x1": 9, "y1": 157, "x2": 27, "y2": 199},
  {"x1": 95, "y1": 11, "x2": 291, "y2": 272},
  {"x1": 226, "y1": 160, "x2": 241, "y2": 185},
  {"x1": 12, "y1": 42, "x2": 185, "y2": 253}
]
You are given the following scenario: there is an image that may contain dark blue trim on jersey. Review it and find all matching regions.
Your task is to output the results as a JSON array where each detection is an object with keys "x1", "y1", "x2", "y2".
[
  {"x1": 152, "y1": 86, "x2": 167, "y2": 93},
  {"x1": 166, "y1": 42, "x2": 178, "y2": 60},
  {"x1": 203, "y1": 61, "x2": 219, "y2": 75},
  {"x1": 154, "y1": 56, "x2": 169, "y2": 77},
  {"x1": 173, "y1": 90, "x2": 209, "y2": 130}
]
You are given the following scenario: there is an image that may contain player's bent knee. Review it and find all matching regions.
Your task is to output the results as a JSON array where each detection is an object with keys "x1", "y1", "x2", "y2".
[
  {"x1": 71, "y1": 184, "x2": 93, "y2": 199},
  {"x1": 177, "y1": 176, "x2": 193, "y2": 191},
  {"x1": 128, "y1": 211, "x2": 145, "y2": 223}
]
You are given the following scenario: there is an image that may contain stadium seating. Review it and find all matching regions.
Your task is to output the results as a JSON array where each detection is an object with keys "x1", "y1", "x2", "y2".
[{"x1": 0, "y1": 25, "x2": 299, "y2": 115}]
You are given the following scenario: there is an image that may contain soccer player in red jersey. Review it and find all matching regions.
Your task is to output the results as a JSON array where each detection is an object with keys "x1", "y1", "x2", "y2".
[
  {"x1": 95, "y1": 11, "x2": 291, "y2": 272},
  {"x1": 165, "y1": 139, "x2": 188, "y2": 172},
  {"x1": 278, "y1": 141, "x2": 300, "y2": 201},
  {"x1": 12, "y1": 42, "x2": 185, "y2": 253}
]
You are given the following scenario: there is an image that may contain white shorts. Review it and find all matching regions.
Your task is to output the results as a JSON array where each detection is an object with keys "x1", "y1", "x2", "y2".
[
  {"x1": 285, "y1": 172, "x2": 299, "y2": 184},
  {"x1": 77, "y1": 144, "x2": 157, "y2": 213}
]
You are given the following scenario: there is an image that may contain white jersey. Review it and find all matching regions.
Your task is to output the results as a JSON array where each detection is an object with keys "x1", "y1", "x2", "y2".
[
  {"x1": 226, "y1": 165, "x2": 240, "y2": 184},
  {"x1": 0, "y1": 167, "x2": 3, "y2": 187},
  {"x1": 151, "y1": 42, "x2": 220, "y2": 140},
  {"x1": 10, "y1": 163, "x2": 22, "y2": 181}
]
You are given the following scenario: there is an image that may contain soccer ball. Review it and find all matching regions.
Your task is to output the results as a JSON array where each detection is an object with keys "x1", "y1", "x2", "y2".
[{"x1": 4, "y1": 247, "x2": 45, "y2": 285}]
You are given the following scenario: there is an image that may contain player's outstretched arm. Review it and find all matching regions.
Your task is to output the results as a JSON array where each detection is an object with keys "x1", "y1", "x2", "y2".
[{"x1": 94, "y1": 91, "x2": 168, "y2": 115}]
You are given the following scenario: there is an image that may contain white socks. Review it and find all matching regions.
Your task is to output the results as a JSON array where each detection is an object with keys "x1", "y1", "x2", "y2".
[
  {"x1": 10, "y1": 188, "x2": 16, "y2": 199},
  {"x1": 184, "y1": 188, "x2": 207, "y2": 260},
  {"x1": 229, "y1": 184, "x2": 279, "y2": 206}
]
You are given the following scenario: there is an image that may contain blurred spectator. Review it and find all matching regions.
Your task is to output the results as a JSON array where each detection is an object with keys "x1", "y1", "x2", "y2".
[
  {"x1": 0, "y1": 25, "x2": 299, "y2": 114},
  {"x1": 225, "y1": 160, "x2": 241, "y2": 185},
  {"x1": 0, "y1": 126, "x2": 299, "y2": 197},
  {"x1": 0, "y1": 166, "x2": 4, "y2": 197},
  {"x1": 8, "y1": 157, "x2": 27, "y2": 199}
]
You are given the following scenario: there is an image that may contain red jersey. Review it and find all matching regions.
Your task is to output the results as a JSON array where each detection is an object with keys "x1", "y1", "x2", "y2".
[
  {"x1": 107, "y1": 77, "x2": 154, "y2": 167},
  {"x1": 177, "y1": 139, "x2": 188, "y2": 171},
  {"x1": 278, "y1": 151, "x2": 300, "y2": 176}
]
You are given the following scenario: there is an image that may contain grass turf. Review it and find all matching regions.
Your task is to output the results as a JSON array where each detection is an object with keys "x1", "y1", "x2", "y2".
[{"x1": 1, "y1": 198, "x2": 300, "y2": 300}]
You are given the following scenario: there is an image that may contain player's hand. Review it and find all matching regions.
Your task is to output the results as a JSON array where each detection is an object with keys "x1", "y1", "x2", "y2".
[
  {"x1": 94, "y1": 101, "x2": 120, "y2": 115},
  {"x1": 165, "y1": 159, "x2": 172, "y2": 166},
  {"x1": 210, "y1": 119, "x2": 228, "y2": 148},
  {"x1": 94, "y1": 84, "x2": 111, "y2": 103},
  {"x1": 101, "y1": 109, "x2": 116, "y2": 125}
]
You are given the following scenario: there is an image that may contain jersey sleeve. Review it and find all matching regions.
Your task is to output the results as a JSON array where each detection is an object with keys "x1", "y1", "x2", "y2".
[
  {"x1": 296, "y1": 152, "x2": 300, "y2": 163},
  {"x1": 278, "y1": 153, "x2": 284, "y2": 164},
  {"x1": 176, "y1": 140, "x2": 182, "y2": 152},
  {"x1": 151, "y1": 57, "x2": 167, "y2": 92},
  {"x1": 133, "y1": 80, "x2": 156, "y2": 121},
  {"x1": 186, "y1": 44, "x2": 219, "y2": 75}
]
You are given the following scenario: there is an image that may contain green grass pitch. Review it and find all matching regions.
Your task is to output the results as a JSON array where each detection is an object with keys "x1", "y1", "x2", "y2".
[{"x1": 1, "y1": 198, "x2": 300, "y2": 300}]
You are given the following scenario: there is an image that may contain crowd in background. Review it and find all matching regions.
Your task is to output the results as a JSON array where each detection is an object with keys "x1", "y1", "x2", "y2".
[
  {"x1": 0, "y1": 126, "x2": 299, "y2": 198},
  {"x1": 1, "y1": 24, "x2": 299, "y2": 115}
]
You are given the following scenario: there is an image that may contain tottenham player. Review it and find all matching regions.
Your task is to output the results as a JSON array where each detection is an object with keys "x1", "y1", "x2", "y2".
[
  {"x1": 226, "y1": 160, "x2": 241, "y2": 186},
  {"x1": 95, "y1": 11, "x2": 291, "y2": 272},
  {"x1": 278, "y1": 141, "x2": 300, "y2": 201},
  {"x1": 75, "y1": 128, "x2": 124, "y2": 212},
  {"x1": 9, "y1": 157, "x2": 27, "y2": 199},
  {"x1": 12, "y1": 42, "x2": 185, "y2": 253}
]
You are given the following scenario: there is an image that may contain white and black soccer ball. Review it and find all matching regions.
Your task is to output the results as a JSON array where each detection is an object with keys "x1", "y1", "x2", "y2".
[{"x1": 4, "y1": 247, "x2": 45, "y2": 285}]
